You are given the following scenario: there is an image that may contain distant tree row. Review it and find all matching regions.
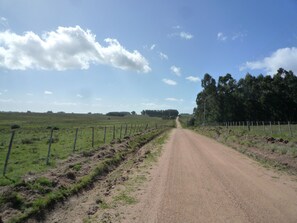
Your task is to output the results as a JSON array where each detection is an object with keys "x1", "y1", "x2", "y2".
[
  {"x1": 106, "y1": 111, "x2": 131, "y2": 117},
  {"x1": 195, "y1": 68, "x2": 297, "y2": 124},
  {"x1": 141, "y1": 109, "x2": 179, "y2": 119}
]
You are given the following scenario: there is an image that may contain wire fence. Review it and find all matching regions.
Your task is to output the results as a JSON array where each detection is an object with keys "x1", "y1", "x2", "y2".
[
  {"x1": 0, "y1": 122, "x2": 170, "y2": 182},
  {"x1": 218, "y1": 121, "x2": 297, "y2": 138}
]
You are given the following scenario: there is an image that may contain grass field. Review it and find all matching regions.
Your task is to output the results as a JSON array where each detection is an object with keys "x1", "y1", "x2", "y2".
[{"x1": 0, "y1": 112, "x2": 175, "y2": 186}]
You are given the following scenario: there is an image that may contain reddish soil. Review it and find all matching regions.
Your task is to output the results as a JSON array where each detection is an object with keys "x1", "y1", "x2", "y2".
[{"x1": 124, "y1": 125, "x2": 297, "y2": 222}]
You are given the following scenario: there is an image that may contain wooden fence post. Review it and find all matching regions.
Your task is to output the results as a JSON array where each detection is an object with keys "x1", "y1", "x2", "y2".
[
  {"x1": 120, "y1": 125, "x2": 123, "y2": 139},
  {"x1": 262, "y1": 121, "x2": 265, "y2": 133},
  {"x1": 91, "y1": 127, "x2": 94, "y2": 148},
  {"x1": 124, "y1": 123, "x2": 128, "y2": 136},
  {"x1": 103, "y1": 126, "x2": 107, "y2": 143},
  {"x1": 129, "y1": 124, "x2": 132, "y2": 135},
  {"x1": 3, "y1": 131, "x2": 15, "y2": 176},
  {"x1": 46, "y1": 128, "x2": 54, "y2": 165},
  {"x1": 288, "y1": 121, "x2": 293, "y2": 137},
  {"x1": 278, "y1": 121, "x2": 281, "y2": 134},
  {"x1": 73, "y1": 128, "x2": 78, "y2": 152},
  {"x1": 113, "y1": 125, "x2": 115, "y2": 139},
  {"x1": 269, "y1": 121, "x2": 273, "y2": 135}
]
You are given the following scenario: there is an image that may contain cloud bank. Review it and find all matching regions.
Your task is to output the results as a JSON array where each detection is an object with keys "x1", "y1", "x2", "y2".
[
  {"x1": 0, "y1": 26, "x2": 151, "y2": 73},
  {"x1": 241, "y1": 47, "x2": 297, "y2": 75}
]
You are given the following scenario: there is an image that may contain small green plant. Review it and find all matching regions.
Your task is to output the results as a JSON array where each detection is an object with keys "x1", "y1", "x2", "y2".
[
  {"x1": 114, "y1": 192, "x2": 136, "y2": 205},
  {"x1": 27, "y1": 177, "x2": 54, "y2": 194},
  {"x1": 72, "y1": 163, "x2": 82, "y2": 171}
]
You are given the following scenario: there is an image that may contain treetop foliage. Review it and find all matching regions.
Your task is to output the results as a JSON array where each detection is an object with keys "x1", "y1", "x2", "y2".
[{"x1": 195, "y1": 68, "x2": 297, "y2": 124}]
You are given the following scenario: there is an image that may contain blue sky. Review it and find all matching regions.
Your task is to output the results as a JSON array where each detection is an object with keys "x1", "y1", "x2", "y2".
[{"x1": 1, "y1": 0, "x2": 297, "y2": 114}]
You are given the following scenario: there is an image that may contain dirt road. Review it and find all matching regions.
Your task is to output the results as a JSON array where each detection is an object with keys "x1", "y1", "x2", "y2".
[{"x1": 126, "y1": 125, "x2": 297, "y2": 222}]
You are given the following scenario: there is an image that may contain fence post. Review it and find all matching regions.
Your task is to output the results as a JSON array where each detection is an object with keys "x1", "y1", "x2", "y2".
[
  {"x1": 124, "y1": 123, "x2": 128, "y2": 136},
  {"x1": 288, "y1": 121, "x2": 293, "y2": 137},
  {"x1": 113, "y1": 125, "x2": 115, "y2": 139},
  {"x1": 46, "y1": 128, "x2": 54, "y2": 165},
  {"x1": 91, "y1": 127, "x2": 94, "y2": 148},
  {"x1": 262, "y1": 121, "x2": 265, "y2": 134},
  {"x1": 129, "y1": 124, "x2": 132, "y2": 135},
  {"x1": 120, "y1": 125, "x2": 123, "y2": 139},
  {"x1": 73, "y1": 128, "x2": 78, "y2": 152},
  {"x1": 3, "y1": 131, "x2": 15, "y2": 176},
  {"x1": 269, "y1": 121, "x2": 272, "y2": 135},
  {"x1": 278, "y1": 121, "x2": 281, "y2": 134},
  {"x1": 103, "y1": 126, "x2": 107, "y2": 143}
]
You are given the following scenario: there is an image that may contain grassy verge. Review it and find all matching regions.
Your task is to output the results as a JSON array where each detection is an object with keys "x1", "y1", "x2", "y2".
[{"x1": 190, "y1": 126, "x2": 297, "y2": 173}]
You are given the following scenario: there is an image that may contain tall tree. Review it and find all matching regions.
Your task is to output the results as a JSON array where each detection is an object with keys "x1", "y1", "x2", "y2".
[{"x1": 194, "y1": 68, "x2": 297, "y2": 125}]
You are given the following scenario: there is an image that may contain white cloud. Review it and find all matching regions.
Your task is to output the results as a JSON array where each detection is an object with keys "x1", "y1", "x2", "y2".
[
  {"x1": 76, "y1": 94, "x2": 83, "y2": 98},
  {"x1": 172, "y1": 25, "x2": 181, "y2": 29},
  {"x1": 26, "y1": 93, "x2": 33, "y2": 96},
  {"x1": 180, "y1": 32, "x2": 193, "y2": 40},
  {"x1": 170, "y1": 65, "x2": 181, "y2": 76},
  {"x1": 232, "y1": 32, "x2": 246, "y2": 41},
  {"x1": 0, "y1": 92, "x2": 2, "y2": 95},
  {"x1": 217, "y1": 32, "x2": 227, "y2": 41},
  {"x1": 0, "y1": 26, "x2": 151, "y2": 73},
  {"x1": 165, "y1": 98, "x2": 183, "y2": 102},
  {"x1": 44, "y1": 91, "x2": 53, "y2": 95},
  {"x1": 159, "y1": 52, "x2": 168, "y2": 60},
  {"x1": 150, "y1": 44, "x2": 156, "y2": 50},
  {"x1": 162, "y1": 78, "x2": 177, "y2": 86},
  {"x1": 168, "y1": 31, "x2": 193, "y2": 40},
  {"x1": 186, "y1": 76, "x2": 200, "y2": 82},
  {"x1": 241, "y1": 47, "x2": 297, "y2": 75},
  {"x1": 95, "y1": 98, "x2": 102, "y2": 101},
  {"x1": 0, "y1": 17, "x2": 8, "y2": 28}
]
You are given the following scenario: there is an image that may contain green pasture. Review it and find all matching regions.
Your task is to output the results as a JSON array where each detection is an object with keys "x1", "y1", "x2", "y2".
[{"x1": 0, "y1": 112, "x2": 174, "y2": 185}]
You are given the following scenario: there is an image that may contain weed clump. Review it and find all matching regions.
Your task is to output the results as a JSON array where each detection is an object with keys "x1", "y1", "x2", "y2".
[{"x1": 0, "y1": 192, "x2": 25, "y2": 210}]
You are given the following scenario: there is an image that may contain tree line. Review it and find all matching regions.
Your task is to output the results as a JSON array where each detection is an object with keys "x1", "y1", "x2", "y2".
[
  {"x1": 141, "y1": 109, "x2": 179, "y2": 119},
  {"x1": 194, "y1": 68, "x2": 297, "y2": 124}
]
